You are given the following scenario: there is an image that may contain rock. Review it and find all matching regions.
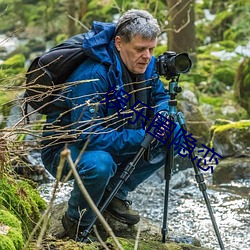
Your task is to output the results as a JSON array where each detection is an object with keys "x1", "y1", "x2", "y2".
[
  {"x1": 179, "y1": 100, "x2": 211, "y2": 145},
  {"x1": 44, "y1": 201, "x2": 212, "y2": 250},
  {"x1": 213, "y1": 157, "x2": 250, "y2": 184},
  {"x1": 170, "y1": 168, "x2": 194, "y2": 189},
  {"x1": 210, "y1": 120, "x2": 250, "y2": 185},
  {"x1": 181, "y1": 89, "x2": 198, "y2": 105},
  {"x1": 199, "y1": 103, "x2": 213, "y2": 117},
  {"x1": 210, "y1": 120, "x2": 250, "y2": 157},
  {"x1": 221, "y1": 105, "x2": 237, "y2": 116}
]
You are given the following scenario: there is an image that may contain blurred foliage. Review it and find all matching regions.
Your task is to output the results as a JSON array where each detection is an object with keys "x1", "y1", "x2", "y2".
[
  {"x1": 0, "y1": 0, "x2": 250, "y2": 119},
  {"x1": 235, "y1": 57, "x2": 250, "y2": 116}
]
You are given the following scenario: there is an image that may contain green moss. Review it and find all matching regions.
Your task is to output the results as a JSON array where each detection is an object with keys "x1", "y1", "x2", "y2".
[
  {"x1": 0, "y1": 175, "x2": 47, "y2": 239},
  {"x1": 106, "y1": 237, "x2": 208, "y2": 250},
  {"x1": 0, "y1": 209, "x2": 21, "y2": 229},
  {"x1": 210, "y1": 120, "x2": 250, "y2": 150},
  {"x1": 0, "y1": 209, "x2": 24, "y2": 249},
  {"x1": 1, "y1": 54, "x2": 25, "y2": 69},
  {"x1": 217, "y1": 40, "x2": 237, "y2": 51},
  {"x1": 0, "y1": 235, "x2": 16, "y2": 250},
  {"x1": 213, "y1": 67, "x2": 235, "y2": 86},
  {"x1": 55, "y1": 34, "x2": 68, "y2": 45},
  {"x1": 7, "y1": 228, "x2": 24, "y2": 249},
  {"x1": 199, "y1": 95, "x2": 224, "y2": 107},
  {"x1": 212, "y1": 120, "x2": 250, "y2": 133},
  {"x1": 0, "y1": 91, "x2": 17, "y2": 108},
  {"x1": 0, "y1": 54, "x2": 26, "y2": 86}
]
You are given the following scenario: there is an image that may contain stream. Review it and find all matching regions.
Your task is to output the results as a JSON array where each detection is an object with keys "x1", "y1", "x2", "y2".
[{"x1": 38, "y1": 163, "x2": 250, "y2": 250}]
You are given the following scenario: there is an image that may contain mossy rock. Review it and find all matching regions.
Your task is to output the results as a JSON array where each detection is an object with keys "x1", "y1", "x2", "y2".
[
  {"x1": 210, "y1": 120, "x2": 250, "y2": 157},
  {"x1": 106, "y1": 237, "x2": 211, "y2": 250},
  {"x1": 199, "y1": 92, "x2": 248, "y2": 122},
  {"x1": 0, "y1": 209, "x2": 24, "y2": 250},
  {"x1": 43, "y1": 202, "x2": 211, "y2": 250},
  {"x1": 28, "y1": 237, "x2": 211, "y2": 250},
  {"x1": 0, "y1": 174, "x2": 47, "y2": 239}
]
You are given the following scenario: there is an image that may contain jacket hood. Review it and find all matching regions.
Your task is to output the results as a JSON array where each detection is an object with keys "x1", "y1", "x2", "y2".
[{"x1": 82, "y1": 21, "x2": 116, "y2": 65}]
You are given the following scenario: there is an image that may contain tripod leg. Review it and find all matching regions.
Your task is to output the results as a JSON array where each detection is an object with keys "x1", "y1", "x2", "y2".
[
  {"x1": 177, "y1": 112, "x2": 225, "y2": 250},
  {"x1": 161, "y1": 116, "x2": 175, "y2": 243}
]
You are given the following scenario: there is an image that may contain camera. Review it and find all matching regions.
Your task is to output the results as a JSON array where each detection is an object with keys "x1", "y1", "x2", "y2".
[{"x1": 156, "y1": 51, "x2": 192, "y2": 79}]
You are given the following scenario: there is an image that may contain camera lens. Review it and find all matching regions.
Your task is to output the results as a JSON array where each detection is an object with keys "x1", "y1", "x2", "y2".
[
  {"x1": 156, "y1": 51, "x2": 192, "y2": 79},
  {"x1": 174, "y1": 53, "x2": 192, "y2": 73}
]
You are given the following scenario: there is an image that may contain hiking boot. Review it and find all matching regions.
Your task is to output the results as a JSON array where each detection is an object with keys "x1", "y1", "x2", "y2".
[
  {"x1": 61, "y1": 213, "x2": 97, "y2": 243},
  {"x1": 105, "y1": 196, "x2": 140, "y2": 225}
]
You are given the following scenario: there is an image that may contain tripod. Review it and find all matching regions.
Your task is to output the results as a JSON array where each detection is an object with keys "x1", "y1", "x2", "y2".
[
  {"x1": 82, "y1": 77, "x2": 225, "y2": 250},
  {"x1": 161, "y1": 77, "x2": 225, "y2": 249}
]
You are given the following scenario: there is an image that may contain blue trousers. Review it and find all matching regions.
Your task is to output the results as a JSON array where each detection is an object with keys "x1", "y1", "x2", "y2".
[{"x1": 41, "y1": 125, "x2": 183, "y2": 226}]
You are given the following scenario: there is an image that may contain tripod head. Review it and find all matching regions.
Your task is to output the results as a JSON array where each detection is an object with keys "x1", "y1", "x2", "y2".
[{"x1": 168, "y1": 76, "x2": 183, "y2": 100}]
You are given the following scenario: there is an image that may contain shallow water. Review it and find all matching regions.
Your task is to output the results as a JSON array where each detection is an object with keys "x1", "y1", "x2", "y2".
[
  {"x1": 129, "y1": 169, "x2": 250, "y2": 250},
  {"x1": 38, "y1": 168, "x2": 250, "y2": 250}
]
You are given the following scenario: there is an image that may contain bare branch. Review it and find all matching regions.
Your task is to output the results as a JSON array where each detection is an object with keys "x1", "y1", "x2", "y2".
[{"x1": 63, "y1": 148, "x2": 124, "y2": 250}]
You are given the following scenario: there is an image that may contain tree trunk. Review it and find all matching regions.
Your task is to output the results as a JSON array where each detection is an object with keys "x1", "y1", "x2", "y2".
[
  {"x1": 78, "y1": 0, "x2": 88, "y2": 20},
  {"x1": 167, "y1": 0, "x2": 196, "y2": 62},
  {"x1": 67, "y1": 0, "x2": 77, "y2": 36}
]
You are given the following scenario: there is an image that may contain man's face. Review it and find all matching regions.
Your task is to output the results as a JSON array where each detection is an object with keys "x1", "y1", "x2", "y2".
[{"x1": 115, "y1": 35, "x2": 157, "y2": 74}]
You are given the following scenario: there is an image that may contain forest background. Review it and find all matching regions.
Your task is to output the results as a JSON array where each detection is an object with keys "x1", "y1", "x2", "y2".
[
  {"x1": 0, "y1": 0, "x2": 250, "y2": 125},
  {"x1": 0, "y1": 1, "x2": 250, "y2": 249}
]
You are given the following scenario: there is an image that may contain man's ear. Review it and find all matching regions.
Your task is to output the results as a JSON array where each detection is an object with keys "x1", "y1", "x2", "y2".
[{"x1": 115, "y1": 36, "x2": 122, "y2": 51}]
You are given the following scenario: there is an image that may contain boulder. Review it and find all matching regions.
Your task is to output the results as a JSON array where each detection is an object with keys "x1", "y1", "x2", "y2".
[
  {"x1": 210, "y1": 120, "x2": 250, "y2": 157},
  {"x1": 210, "y1": 120, "x2": 250, "y2": 184},
  {"x1": 179, "y1": 100, "x2": 211, "y2": 145},
  {"x1": 213, "y1": 157, "x2": 250, "y2": 184},
  {"x1": 42, "y1": 201, "x2": 212, "y2": 250}
]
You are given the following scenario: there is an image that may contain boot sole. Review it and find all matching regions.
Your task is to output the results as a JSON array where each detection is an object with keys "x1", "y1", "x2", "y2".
[{"x1": 105, "y1": 210, "x2": 140, "y2": 225}]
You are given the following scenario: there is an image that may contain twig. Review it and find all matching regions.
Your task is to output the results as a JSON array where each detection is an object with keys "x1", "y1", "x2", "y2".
[
  {"x1": 93, "y1": 225, "x2": 110, "y2": 250},
  {"x1": 61, "y1": 148, "x2": 124, "y2": 250},
  {"x1": 134, "y1": 219, "x2": 142, "y2": 250},
  {"x1": 68, "y1": 14, "x2": 89, "y2": 31}
]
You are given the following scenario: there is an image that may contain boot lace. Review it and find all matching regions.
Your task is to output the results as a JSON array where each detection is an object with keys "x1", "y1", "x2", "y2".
[{"x1": 123, "y1": 200, "x2": 132, "y2": 209}]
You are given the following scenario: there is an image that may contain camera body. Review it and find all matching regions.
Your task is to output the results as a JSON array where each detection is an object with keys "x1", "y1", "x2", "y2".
[{"x1": 156, "y1": 51, "x2": 192, "y2": 79}]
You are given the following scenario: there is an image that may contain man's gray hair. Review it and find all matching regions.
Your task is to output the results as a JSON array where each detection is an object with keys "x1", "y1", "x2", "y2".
[{"x1": 115, "y1": 9, "x2": 160, "y2": 43}]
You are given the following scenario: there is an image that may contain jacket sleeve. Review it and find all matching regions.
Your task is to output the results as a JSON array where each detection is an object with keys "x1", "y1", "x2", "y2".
[{"x1": 65, "y1": 61, "x2": 145, "y2": 156}]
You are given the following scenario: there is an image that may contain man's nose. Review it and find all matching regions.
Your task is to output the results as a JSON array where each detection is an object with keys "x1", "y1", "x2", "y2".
[{"x1": 142, "y1": 49, "x2": 151, "y2": 59}]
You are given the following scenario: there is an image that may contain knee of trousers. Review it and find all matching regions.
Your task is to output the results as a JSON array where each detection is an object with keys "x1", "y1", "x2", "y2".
[{"x1": 77, "y1": 150, "x2": 117, "y2": 182}]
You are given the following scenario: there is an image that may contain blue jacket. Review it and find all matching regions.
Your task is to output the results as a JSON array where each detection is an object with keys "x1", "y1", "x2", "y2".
[{"x1": 44, "y1": 21, "x2": 170, "y2": 156}]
